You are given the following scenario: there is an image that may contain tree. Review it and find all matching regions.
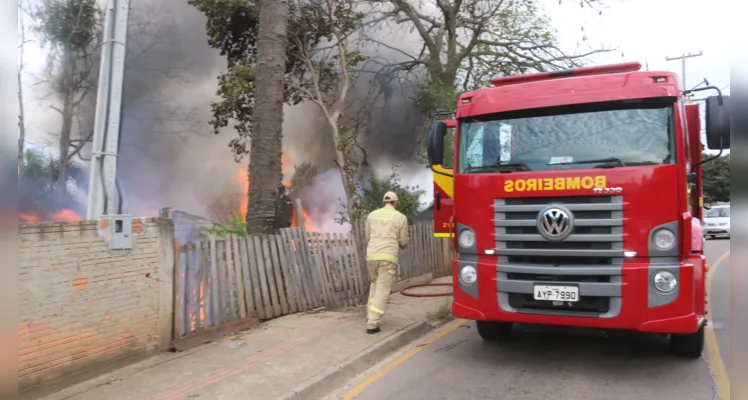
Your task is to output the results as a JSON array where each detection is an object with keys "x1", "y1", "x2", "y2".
[
  {"x1": 189, "y1": 0, "x2": 337, "y2": 232},
  {"x1": 32, "y1": 0, "x2": 102, "y2": 189},
  {"x1": 364, "y1": 0, "x2": 610, "y2": 160},
  {"x1": 702, "y1": 153, "x2": 730, "y2": 204},
  {"x1": 244, "y1": 0, "x2": 291, "y2": 233},
  {"x1": 189, "y1": 0, "x2": 371, "y2": 232},
  {"x1": 354, "y1": 166, "x2": 425, "y2": 223},
  {"x1": 289, "y1": 0, "x2": 367, "y2": 227},
  {"x1": 18, "y1": 0, "x2": 31, "y2": 186}
]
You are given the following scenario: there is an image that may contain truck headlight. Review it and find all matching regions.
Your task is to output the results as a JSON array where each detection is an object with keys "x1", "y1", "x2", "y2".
[
  {"x1": 459, "y1": 229, "x2": 475, "y2": 248},
  {"x1": 459, "y1": 265, "x2": 477, "y2": 285},
  {"x1": 653, "y1": 271, "x2": 678, "y2": 293},
  {"x1": 653, "y1": 229, "x2": 676, "y2": 251}
]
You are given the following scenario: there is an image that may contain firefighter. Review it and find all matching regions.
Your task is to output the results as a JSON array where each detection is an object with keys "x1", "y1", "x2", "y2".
[
  {"x1": 274, "y1": 184, "x2": 294, "y2": 229},
  {"x1": 364, "y1": 191, "x2": 409, "y2": 334}
]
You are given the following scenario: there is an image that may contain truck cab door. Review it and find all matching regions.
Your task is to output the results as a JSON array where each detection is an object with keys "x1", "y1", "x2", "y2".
[{"x1": 432, "y1": 120, "x2": 456, "y2": 238}]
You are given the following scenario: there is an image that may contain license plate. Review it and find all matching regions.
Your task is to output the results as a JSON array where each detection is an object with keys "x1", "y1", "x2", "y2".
[{"x1": 533, "y1": 285, "x2": 579, "y2": 302}]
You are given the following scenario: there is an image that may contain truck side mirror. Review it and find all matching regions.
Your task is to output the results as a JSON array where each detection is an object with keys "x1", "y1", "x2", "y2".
[
  {"x1": 427, "y1": 121, "x2": 447, "y2": 166},
  {"x1": 705, "y1": 95, "x2": 730, "y2": 150}
]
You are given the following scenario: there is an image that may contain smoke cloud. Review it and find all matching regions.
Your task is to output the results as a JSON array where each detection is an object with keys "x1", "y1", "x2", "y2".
[{"x1": 25, "y1": 0, "x2": 432, "y2": 222}]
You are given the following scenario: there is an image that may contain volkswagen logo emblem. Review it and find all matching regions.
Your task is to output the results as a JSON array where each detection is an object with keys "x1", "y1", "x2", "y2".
[{"x1": 537, "y1": 205, "x2": 574, "y2": 242}]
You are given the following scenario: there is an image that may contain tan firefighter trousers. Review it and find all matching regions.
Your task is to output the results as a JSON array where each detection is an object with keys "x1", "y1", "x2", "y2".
[{"x1": 366, "y1": 260, "x2": 398, "y2": 329}]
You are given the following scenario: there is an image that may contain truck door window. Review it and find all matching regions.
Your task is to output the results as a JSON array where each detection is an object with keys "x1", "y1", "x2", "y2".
[
  {"x1": 442, "y1": 125, "x2": 455, "y2": 169},
  {"x1": 459, "y1": 121, "x2": 503, "y2": 171}
]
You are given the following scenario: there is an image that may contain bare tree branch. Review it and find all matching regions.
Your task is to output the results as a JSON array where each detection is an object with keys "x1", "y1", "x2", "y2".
[{"x1": 362, "y1": 0, "x2": 612, "y2": 98}]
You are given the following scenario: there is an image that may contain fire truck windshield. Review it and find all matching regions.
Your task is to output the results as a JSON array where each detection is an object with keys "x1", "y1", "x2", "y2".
[{"x1": 457, "y1": 97, "x2": 676, "y2": 173}]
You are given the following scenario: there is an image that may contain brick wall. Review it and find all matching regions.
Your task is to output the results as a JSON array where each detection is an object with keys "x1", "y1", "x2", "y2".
[{"x1": 18, "y1": 217, "x2": 175, "y2": 393}]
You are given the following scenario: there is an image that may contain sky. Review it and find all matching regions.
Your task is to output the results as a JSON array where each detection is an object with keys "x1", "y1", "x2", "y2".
[
  {"x1": 549, "y1": 0, "x2": 730, "y2": 93},
  {"x1": 17, "y1": 0, "x2": 733, "y2": 216}
]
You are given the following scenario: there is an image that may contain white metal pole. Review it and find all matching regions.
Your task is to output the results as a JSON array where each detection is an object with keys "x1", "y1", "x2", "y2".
[
  {"x1": 86, "y1": 0, "x2": 116, "y2": 219},
  {"x1": 103, "y1": 0, "x2": 130, "y2": 215},
  {"x1": 85, "y1": 0, "x2": 130, "y2": 218}
]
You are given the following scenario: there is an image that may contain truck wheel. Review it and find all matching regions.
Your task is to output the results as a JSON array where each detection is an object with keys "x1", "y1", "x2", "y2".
[
  {"x1": 669, "y1": 326, "x2": 704, "y2": 358},
  {"x1": 476, "y1": 321, "x2": 513, "y2": 341}
]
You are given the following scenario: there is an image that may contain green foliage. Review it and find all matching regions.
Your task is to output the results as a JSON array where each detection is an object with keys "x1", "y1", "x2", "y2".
[
  {"x1": 414, "y1": 82, "x2": 462, "y2": 116},
  {"x1": 212, "y1": 62, "x2": 257, "y2": 159},
  {"x1": 202, "y1": 214, "x2": 251, "y2": 237},
  {"x1": 22, "y1": 148, "x2": 85, "y2": 189},
  {"x1": 702, "y1": 153, "x2": 730, "y2": 203},
  {"x1": 34, "y1": 0, "x2": 100, "y2": 51},
  {"x1": 289, "y1": 162, "x2": 318, "y2": 196},
  {"x1": 19, "y1": 148, "x2": 86, "y2": 217},
  {"x1": 353, "y1": 167, "x2": 425, "y2": 224},
  {"x1": 34, "y1": 0, "x2": 102, "y2": 91}
]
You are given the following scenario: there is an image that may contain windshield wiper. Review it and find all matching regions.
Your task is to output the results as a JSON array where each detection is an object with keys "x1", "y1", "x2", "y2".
[
  {"x1": 548, "y1": 157, "x2": 626, "y2": 168},
  {"x1": 465, "y1": 162, "x2": 532, "y2": 173}
]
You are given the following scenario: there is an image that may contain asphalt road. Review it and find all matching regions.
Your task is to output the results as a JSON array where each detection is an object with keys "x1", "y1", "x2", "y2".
[
  {"x1": 705, "y1": 238, "x2": 731, "y2": 379},
  {"x1": 332, "y1": 240, "x2": 731, "y2": 400}
]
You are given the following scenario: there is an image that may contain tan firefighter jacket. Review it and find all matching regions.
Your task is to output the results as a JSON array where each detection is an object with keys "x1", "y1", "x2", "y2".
[{"x1": 365, "y1": 205, "x2": 409, "y2": 264}]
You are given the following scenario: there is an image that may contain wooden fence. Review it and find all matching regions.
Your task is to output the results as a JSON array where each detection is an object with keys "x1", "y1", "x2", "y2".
[{"x1": 172, "y1": 220, "x2": 453, "y2": 344}]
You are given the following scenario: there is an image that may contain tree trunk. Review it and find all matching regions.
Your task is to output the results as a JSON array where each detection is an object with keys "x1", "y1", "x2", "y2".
[
  {"x1": 18, "y1": 3, "x2": 26, "y2": 187},
  {"x1": 246, "y1": 0, "x2": 289, "y2": 233},
  {"x1": 329, "y1": 122, "x2": 356, "y2": 222},
  {"x1": 18, "y1": 48, "x2": 26, "y2": 188},
  {"x1": 56, "y1": 42, "x2": 75, "y2": 191},
  {"x1": 57, "y1": 97, "x2": 74, "y2": 190}
]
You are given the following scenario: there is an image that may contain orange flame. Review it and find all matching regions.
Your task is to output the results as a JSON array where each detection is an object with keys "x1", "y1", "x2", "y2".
[
  {"x1": 18, "y1": 209, "x2": 82, "y2": 223},
  {"x1": 189, "y1": 281, "x2": 206, "y2": 332},
  {"x1": 235, "y1": 168, "x2": 249, "y2": 219},
  {"x1": 234, "y1": 149, "x2": 316, "y2": 231},
  {"x1": 291, "y1": 207, "x2": 314, "y2": 231},
  {"x1": 19, "y1": 213, "x2": 40, "y2": 223},
  {"x1": 50, "y1": 209, "x2": 82, "y2": 221},
  {"x1": 199, "y1": 281, "x2": 205, "y2": 328},
  {"x1": 282, "y1": 152, "x2": 293, "y2": 187}
]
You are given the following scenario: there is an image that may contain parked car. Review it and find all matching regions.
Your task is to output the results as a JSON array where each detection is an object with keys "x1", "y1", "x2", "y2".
[{"x1": 704, "y1": 204, "x2": 730, "y2": 239}]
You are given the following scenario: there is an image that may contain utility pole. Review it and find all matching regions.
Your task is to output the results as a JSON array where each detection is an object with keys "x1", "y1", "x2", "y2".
[
  {"x1": 86, "y1": 0, "x2": 130, "y2": 219},
  {"x1": 665, "y1": 51, "x2": 703, "y2": 92}
]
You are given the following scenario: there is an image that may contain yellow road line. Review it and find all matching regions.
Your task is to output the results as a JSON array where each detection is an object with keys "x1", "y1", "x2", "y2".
[
  {"x1": 706, "y1": 250, "x2": 730, "y2": 400},
  {"x1": 343, "y1": 319, "x2": 467, "y2": 399}
]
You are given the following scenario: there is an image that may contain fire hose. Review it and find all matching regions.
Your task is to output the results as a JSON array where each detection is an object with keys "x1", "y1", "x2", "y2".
[
  {"x1": 394, "y1": 264, "x2": 453, "y2": 297},
  {"x1": 399, "y1": 282, "x2": 453, "y2": 297}
]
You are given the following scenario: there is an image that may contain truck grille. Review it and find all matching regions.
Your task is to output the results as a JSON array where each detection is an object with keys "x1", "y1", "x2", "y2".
[
  {"x1": 494, "y1": 195, "x2": 624, "y2": 317},
  {"x1": 494, "y1": 195, "x2": 624, "y2": 264}
]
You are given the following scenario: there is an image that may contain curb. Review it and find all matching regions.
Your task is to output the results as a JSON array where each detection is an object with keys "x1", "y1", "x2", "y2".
[{"x1": 278, "y1": 321, "x2": 436, "y2": 400}]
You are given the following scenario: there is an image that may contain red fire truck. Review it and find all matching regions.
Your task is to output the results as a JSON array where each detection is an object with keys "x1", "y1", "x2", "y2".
[{"x1": 427, "y1": 61, "x2": 730, "y2": 358}]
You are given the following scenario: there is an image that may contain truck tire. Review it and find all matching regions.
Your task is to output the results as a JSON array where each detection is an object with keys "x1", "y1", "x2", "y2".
[
  {"x1": 476, "y1": 321, "x2": 513, "y2": 341},
  {"x1": 669, "y1": 325, "x2": 704, "y2": 358}
]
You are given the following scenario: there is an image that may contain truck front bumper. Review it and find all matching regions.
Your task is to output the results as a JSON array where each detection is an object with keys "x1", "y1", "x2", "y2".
[{"x1": 451, "y1": 256, "x2": 705, "y2": 334}]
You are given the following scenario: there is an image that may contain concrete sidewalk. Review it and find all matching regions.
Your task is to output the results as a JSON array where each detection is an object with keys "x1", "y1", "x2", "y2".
[{"x1": 36, "y1": 276, "x2": 454, "y2": 400}]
